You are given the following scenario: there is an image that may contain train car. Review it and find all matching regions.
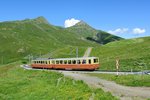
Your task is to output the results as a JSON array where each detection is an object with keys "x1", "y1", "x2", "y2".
[{"x1": 31, "y1": 57, "x2": 99, "y2": 70}]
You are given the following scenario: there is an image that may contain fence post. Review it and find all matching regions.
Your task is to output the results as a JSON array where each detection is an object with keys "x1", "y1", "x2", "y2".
[{"x1": 116, "y1": 58, "x2": 119, "y2": 75}]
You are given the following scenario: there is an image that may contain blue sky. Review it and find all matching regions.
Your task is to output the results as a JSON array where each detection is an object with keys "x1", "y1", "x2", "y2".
[{"x1": 0, "y1": 0, "x2": 149, "y2": 38}]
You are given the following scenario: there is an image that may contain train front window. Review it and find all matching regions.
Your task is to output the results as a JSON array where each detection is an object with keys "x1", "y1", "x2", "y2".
[{"x1": 94, "y1": 59, "x2": 98, "y2": 63}]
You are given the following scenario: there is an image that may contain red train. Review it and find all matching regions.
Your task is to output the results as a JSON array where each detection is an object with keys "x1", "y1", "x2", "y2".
[{"x1": 31, "y1": 57, "x2": 99, "y2": 70}]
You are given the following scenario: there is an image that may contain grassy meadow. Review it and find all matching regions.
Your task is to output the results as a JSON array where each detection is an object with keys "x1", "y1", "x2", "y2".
[
  {"x1": 88, "y1": 73, "x2": 150, "y2": 87},
  {"x1": 41, "y1": 46, "x2": 87, "y2": 58},
  {"x1": 0, "y1": 62, "x2": 118, "y2": 100}
]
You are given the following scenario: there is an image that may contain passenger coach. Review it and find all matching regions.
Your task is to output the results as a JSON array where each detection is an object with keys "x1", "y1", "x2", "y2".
[{"x1": 31, "y1": 57, "x2": 99, "y2": 70}]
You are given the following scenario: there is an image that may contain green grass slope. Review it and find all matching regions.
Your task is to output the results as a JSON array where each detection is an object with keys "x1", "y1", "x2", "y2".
[
  {"x1": 66, "y1": 21, "x2": 123, "y2": 44},
  {"x1": 91, "y1": 36, "x2": 150, "y2": 71},
  {"x1": 89, "y1": 73, "x2": 150, "y2": 87},
  {"x1": 0, "y1": 62, "x2": 118, "y2": 100},
  {"x1": 41, "y1": 46, "x2": 87, "y2": 58},
  {"x1": 0, "y1": 17, "x2": 98, "y2": 64}
]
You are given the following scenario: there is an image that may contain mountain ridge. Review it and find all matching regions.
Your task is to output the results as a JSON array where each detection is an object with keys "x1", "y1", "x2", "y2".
[{"x1": 66, "y1": 19, "x2": 123, "y2": 44}]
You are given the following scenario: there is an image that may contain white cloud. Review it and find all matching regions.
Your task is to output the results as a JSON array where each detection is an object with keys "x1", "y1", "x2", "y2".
[
  {"x1": 132, "y1": 28, "x2": 146, "y2": 34},
  {"x1": 64, "y1": 18, "x2": 80, "y2": 28},
  {"x1": 108, "y1": 28, "x2": 129, "y2": 34}
]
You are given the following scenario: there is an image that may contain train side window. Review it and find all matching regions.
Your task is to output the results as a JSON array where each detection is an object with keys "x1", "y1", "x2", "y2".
[
  {"x1": 56, "y1": 60, "x2": 59, "y2": 64},
  {"x1": 89, "y1": 59, "x2": 91, "y2": 64},
  {"x1": 60, "y1": 60, "x2": 63, "y2": 64},
  {"x1": 52, "y1": 60, "x2": 55, "y2": 64},
  {"x1": 72, "y1": 60, "x2": 76, "y2": 64},
  {"x1": 64, "y1": 60, "x2": 67, "y2": 64},
  {"x1": 45, "y1": 61, "x2": 47, "y2": 64},
  {"x1": 82, "y1": 60, "x2": 86, "y2": 64},
  {"x1": 94, "y1": 59, "x2": 98, "y2": 63},
  {"x1": 68, "y1": 60, "x2": 71, "y2": 64},
  {"x1": 77, "y1": 60, "x2": 81, "y2": 64},
  {"x1": 49, "y1": 61, "x2": 51, "y2": 64}
]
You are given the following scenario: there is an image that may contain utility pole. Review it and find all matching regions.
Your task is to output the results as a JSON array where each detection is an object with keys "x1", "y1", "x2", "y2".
[{"x1": 116, "y1": 58, "x2": 119, "y2": 76}]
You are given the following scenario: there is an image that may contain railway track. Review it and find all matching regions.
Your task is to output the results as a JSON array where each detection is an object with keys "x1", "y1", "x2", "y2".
[{"x1": 21, "y1": 64, "x2": 148, "y2": 75}]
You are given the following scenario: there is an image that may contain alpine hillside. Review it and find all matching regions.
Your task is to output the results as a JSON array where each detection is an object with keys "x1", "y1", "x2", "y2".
[
  {"x1": 0, "y1": 16, "x2": 120, "y2": 64},
  {"x1": 0, "y1": 17, "x2": 96, "y2": 64},
  {"x1": 90, "y1": 36, "x2": 150, "y2": 71}
]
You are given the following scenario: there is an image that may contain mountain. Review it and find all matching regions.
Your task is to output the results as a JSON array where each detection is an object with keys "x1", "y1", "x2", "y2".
[
  {"x1": 66, "y1": 21, "x2": 97, "y2": 38},
  {"x1": 66, "y1": 21, "x2": 123, "y2": 44},
  {"x1": 0, "y1": 17, "x2": 98, "y2": 64}
]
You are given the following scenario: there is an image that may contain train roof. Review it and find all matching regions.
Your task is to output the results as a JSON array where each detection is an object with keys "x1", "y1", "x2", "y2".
[{"x1": 32, "y1": 57, "x2": 98, "y2": 61}]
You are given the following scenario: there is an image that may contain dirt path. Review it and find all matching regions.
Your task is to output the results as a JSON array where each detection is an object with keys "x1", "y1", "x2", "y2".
[
  {"x1": 83, "y1": 47, "x2": 93, "y2": 57},
  {"x1": 60, "y1": 71, "x2": 150, "y2": 100}
]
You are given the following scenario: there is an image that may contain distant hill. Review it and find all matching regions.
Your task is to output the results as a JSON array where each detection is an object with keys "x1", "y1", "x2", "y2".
[
  {"x1": 0, "y1": 17, "x2": 98, "y2": 64},
  {"x1": 66, "y1": 21, "x2": 123, "y2": 44},
  {"x1": 91, "y1": 36, "x2": 150, "y2": 71}
]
